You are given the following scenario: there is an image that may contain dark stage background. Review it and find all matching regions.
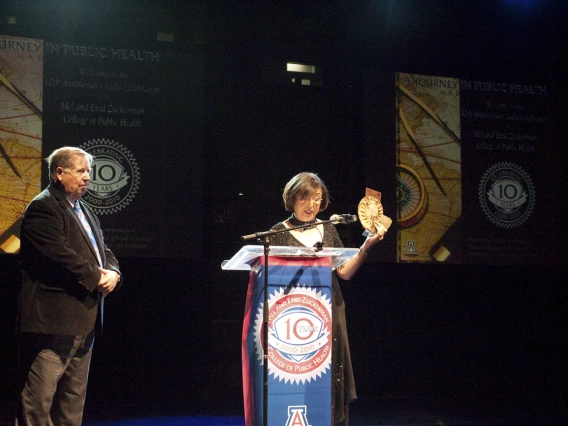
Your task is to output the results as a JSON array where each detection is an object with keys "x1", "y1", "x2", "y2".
[{"x1": 1, "y1": 1, "x2": 567, "y2": 425}]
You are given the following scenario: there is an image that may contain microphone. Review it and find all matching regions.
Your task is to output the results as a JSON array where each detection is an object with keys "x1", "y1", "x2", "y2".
[{"x1": 330, "y1": 214, "x2": 358, "y2": 224}]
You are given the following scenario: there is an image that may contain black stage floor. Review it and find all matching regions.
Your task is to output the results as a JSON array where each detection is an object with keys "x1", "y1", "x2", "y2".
[{"x1": 1, "y1": 396, "x2": 564, "y2": 426}]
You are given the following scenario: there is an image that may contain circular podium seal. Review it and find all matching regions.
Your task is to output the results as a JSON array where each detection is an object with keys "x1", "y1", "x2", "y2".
[{"x1": 253, "y1": 286, "x2": 332, "y2": 384}]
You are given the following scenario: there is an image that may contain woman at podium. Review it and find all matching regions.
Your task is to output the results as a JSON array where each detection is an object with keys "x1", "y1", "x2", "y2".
[{"x1": 267, "y1": 172, "x2": 387, "y2": 426}]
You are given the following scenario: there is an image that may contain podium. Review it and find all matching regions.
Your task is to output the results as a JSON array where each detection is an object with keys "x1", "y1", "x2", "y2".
[{"x1": 222, "y1": 245, "x2": 359, "y2": 426}]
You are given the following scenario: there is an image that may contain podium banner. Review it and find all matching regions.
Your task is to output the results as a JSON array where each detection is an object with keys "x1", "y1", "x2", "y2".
[{"x1": 242, "y1": 255, "x2": 333, "y2": 426}]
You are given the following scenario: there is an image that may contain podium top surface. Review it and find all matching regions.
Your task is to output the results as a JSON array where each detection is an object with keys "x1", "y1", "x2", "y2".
[{"x1": 221, "y1": 245, "x2": 360, "y2": 271}]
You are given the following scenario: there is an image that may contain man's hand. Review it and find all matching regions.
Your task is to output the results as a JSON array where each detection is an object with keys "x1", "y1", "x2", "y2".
[{"x1": 98, "y1": 268, "x2": 120, "y2": 297}]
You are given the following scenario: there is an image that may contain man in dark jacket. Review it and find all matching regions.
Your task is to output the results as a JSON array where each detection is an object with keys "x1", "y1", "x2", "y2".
[{"x1": 16, "y1": 146, "x2": 121, "y2": 426}]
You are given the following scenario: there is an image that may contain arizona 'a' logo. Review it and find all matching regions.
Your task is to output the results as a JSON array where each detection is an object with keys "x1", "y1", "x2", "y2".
[
  {"x1": 404, "y1": 240, "x2": 418, "y2": 256},
  {"x1": 285, "y1": 406, "x2": 311, "y2": 426}
]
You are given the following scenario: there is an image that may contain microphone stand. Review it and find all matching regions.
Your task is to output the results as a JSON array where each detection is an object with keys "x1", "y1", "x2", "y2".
[{"x1": 240, "y1": 218, "x2": 348, "y2": 426}]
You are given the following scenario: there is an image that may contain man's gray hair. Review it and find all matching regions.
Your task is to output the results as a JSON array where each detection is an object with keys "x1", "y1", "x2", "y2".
[{"x1": 46, "y1": 147, "x2": 93, "y2": 182}]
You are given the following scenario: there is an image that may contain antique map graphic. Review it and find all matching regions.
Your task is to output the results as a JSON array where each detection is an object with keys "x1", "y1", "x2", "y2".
[
  {"x1": 396, "y1": 73, "x2": 462, "y2": 262},
  {"x1": 0, "y1": 36, "x2": 43, "y2": 253}
]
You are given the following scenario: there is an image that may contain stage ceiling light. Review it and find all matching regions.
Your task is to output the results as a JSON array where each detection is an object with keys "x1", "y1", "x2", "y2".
[{"x1": 287, "y1": 63, "x2": 316, "y2": 74}]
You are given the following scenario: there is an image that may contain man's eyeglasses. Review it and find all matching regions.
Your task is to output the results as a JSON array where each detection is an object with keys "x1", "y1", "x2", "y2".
[{"x1": 298, "y1": 196, "x2": 322, "y2": 205}]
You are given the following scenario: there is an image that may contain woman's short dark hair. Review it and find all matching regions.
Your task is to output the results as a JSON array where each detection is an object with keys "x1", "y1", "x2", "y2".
[
  {"x1": 46, "y1": 147, "x2": 93, "y2": 182},
  {"x1": 282, "y1": 172, "x2": 330, "y2": 212}
]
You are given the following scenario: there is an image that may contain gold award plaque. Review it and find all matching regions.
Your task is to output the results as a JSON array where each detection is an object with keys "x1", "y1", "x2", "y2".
[
  {"x1": 358, "y1": 196, "x2": 382, "y2": 234},
  {"x1": 358, "y1": 190, "x2": 392, "y2": 234},
  {"x1": 357, "y1": 195, "x2": 392, "y2": 234}
]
